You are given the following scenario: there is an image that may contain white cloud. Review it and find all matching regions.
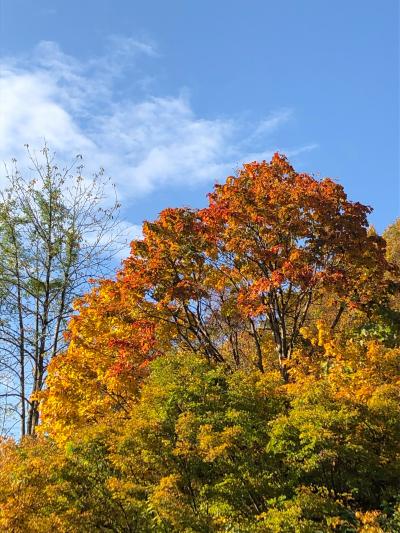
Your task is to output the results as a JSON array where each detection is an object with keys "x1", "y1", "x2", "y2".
[
  {"x1": 105, "y1": 35, "x2": 158, "y2": 59},
  {"x1": 0, "y1": 39, "x2": 317, "y2": 204},
  {"x1": 0, "y1": 68, "x2": 95, "y2": 157},
  {"x1": 88, "y1": 221, "x2": 143, "y2": 264},
  {"x1": 241, "y1": 143, "x2": 319, "y2": 166},
  {"x1": 117, "y1": 223, "x2": 143, "y2": 261},
  {"x1": 251, "y1": 108, "x2": 293, "y2": 138}
]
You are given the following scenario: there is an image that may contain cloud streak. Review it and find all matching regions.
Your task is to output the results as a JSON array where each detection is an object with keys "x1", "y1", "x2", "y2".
[{"x1": 0, "y1": 39, "x2": 317, "y2": 203}]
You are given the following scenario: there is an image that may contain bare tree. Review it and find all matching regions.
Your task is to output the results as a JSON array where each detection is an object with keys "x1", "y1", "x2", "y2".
[{"x1": 0, "y1": 145, "x2": 124, "y2": 436}]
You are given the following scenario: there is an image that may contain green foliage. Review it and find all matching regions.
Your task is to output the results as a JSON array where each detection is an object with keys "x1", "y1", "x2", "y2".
[
  {"x1": 112, "y1": 353, "x2": 287, "y2": 531},
  {"x1": 357, "y1": 307, "x2": 400, "y2": 347},
  {"x1": 268, "y1": 382, "x2": 400, "y2": 510},
  {"x1": 2, "y1": 351, "x2": 399, "y2": 531}
]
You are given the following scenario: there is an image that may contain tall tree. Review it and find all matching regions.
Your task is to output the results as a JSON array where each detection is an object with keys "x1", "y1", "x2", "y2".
[
  {"x1": 122, "y1": 154, "x2": 389, "y2": 379},
  {"x1": 0, "y1": 145, "x2": 122, "y2": 436},
  {"x1": 37, "y1": 153, "x2": 391, "y2": 445}
]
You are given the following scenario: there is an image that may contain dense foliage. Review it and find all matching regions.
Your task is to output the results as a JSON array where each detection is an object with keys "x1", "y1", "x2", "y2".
[{"x1": 0, "y1": 155, "x2": 398, "y2": 532}]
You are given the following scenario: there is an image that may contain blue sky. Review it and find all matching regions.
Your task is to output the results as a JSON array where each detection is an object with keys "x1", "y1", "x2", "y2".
[{"x1": 0, "y1": 0, "x2": 398, "y2": 241}]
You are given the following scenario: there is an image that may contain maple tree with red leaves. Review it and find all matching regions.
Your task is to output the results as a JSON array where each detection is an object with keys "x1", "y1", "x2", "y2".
[
  {"x1": 120, "y1": 153, "x2": 388, "y2": 379},
  {"x1": 37, "y1": 154, "x2": 391, "y2": 443}
]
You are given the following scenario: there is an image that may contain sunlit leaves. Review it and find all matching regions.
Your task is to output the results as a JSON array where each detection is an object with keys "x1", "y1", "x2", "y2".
[{"x1": 2, "y1": 155, "x2": 398, "y2": 531}]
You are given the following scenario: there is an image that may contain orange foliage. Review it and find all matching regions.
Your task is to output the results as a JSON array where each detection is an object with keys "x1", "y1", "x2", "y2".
[
  {"x1": 39, "y1": 279, "x2": 158, "y2": 440},
  {"x1": 39, "y1": 154, "x2": 391, "y2": 439}
]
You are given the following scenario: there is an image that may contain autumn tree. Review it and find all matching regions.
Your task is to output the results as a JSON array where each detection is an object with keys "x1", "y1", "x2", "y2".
[
  {"x1": 0, "y1": 145, "x2": 123, "y2": 436},
  {"x1": 383, "y1": 218, "x2": 400, "y2": 268},
  {"x1": 122, "y1": 154, "x2": 388, "y2": 379},
  {"x1": 383, "y1": 218, "x2": 400, "y2": 315},
  {"x1": 36, "y1": 155, "x2": 392, "y2": 441},
  {"x1": 39, "y1": 278, "x2": 157, "y2": 441},
  {"x1": 347, "y1": 219, "x2": 400, "y2": 349},
  {"x1": 2, "y1": 155, "x2": 399, "y2": 532}
]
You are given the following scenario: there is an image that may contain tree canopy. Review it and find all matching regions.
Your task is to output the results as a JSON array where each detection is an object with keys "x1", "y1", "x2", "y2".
[{"x1": 0, "y1": 154, "x2": 399, "y2": 532}]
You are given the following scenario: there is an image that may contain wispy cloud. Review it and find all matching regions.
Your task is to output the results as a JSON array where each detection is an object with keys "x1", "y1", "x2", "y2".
[
  {"x1": 251, "y1": 109, "x2": 293, "y2": 139},
  {"x1": 0, "y1": 38, "x2": 317, "y2": 203}
]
